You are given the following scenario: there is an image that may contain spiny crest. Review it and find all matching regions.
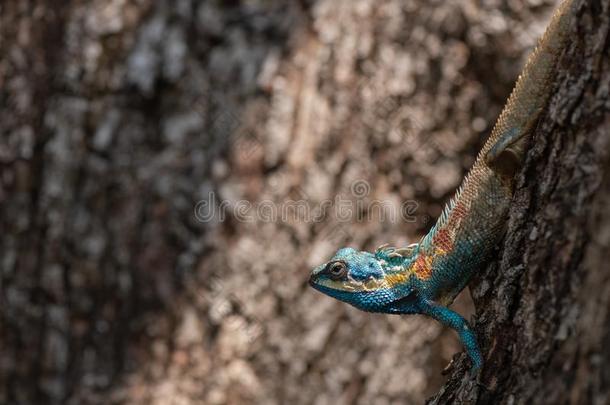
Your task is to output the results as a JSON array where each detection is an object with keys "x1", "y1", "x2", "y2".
[
  {"x1": 421, "y1": 183, "x2": 464, "y2": 247},
  {"x1": 438, "y1": 184, "x2": 463, "y2": 226}
]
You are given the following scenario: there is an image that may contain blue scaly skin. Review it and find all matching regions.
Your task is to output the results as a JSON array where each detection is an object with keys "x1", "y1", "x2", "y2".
[{"x1": 309, "y1": 0, "x2": 575, "y2": 371}]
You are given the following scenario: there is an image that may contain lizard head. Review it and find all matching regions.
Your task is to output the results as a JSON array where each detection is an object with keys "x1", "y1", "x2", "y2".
[{"x1": 308, "y1": 246, "x2": 418, "y2": 312}]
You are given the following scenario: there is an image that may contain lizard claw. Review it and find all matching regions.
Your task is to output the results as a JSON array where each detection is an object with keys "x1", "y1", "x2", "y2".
[{"x1": 441, "y1": 357, "x2": 457, "y2": 375}]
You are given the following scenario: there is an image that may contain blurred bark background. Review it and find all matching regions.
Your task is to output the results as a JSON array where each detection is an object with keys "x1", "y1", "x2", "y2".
[{"x1": 1, "y1": 0, "x2": 608, "y2": 404}]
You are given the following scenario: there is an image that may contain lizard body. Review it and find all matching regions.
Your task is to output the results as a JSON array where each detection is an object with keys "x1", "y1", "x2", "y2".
[{"x1": 308, "y1": 0, "x2": 575, "y2": 370}]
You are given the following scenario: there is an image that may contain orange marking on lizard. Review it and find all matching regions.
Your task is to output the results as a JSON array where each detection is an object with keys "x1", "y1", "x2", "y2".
[
  {"x1": 413, "y1": 253, "x2": 433, "y2": 280},
  {"x1": 432, "y1": 228, "x2": 454, "y2": 255}
]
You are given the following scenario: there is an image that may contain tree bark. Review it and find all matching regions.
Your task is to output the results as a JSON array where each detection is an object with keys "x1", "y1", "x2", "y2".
[{"x1": 1, "y1": 0, "x2": 608, "y2": 404}]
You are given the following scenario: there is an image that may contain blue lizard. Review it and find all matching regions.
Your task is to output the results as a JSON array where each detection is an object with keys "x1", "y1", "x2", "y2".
[{"x1": 308, "y1": 0, "x2": 575, "y2": 371}]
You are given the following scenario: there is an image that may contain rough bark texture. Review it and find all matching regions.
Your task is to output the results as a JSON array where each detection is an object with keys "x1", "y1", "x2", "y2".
[{"x1": 1, "y1": 0, "x2": 608, "y2": 404}]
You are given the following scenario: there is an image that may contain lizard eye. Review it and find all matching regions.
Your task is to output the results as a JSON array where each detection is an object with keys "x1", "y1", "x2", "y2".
[{"x1": 326, "y1": 261, "x2": 347, "y2": 280}]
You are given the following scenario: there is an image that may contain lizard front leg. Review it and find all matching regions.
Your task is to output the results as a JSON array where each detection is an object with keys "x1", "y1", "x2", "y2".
[
  {"x1": 387, "y1": 294, "x2": 483, "y2": 370},
  {"x1": 419, "y1": 299, "x2": 483, "y2": 371}
]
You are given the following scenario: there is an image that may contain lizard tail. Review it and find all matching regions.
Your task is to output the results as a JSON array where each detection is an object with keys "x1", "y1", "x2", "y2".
[{"x1": 483, "y1": 0, "x2": 576, "y2": 176}]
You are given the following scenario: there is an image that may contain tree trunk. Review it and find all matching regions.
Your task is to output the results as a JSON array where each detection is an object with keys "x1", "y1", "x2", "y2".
[
  {"x1": 431, "y1": 0, "x2": 610, "y2": 403},
  {"x1": 1, "y1": 0, "x2": 608, "y2": 404}
]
